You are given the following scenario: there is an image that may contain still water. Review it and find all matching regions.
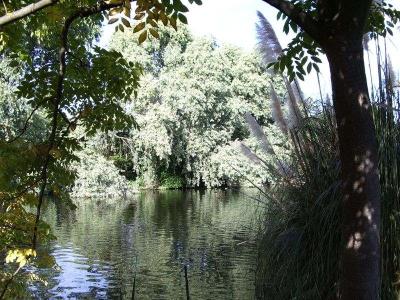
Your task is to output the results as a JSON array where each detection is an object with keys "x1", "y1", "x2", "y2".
[{"x1": 33, "y1": 190, "x2": 259, "y2": 299}]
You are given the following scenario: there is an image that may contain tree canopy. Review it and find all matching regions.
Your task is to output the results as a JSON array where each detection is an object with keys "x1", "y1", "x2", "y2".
[
  {"x1": 1, "y1": 0, "x2": 400, "y2": 298},
  {"x1": 258, "y1": 0, "x2": 399, "y2": 299},
  {"x1": 0, "y1": 1, "x2": 288, "y2": 294},
  {"x1": 101, "y1": 27, "x2": 288, "y2": 188}
]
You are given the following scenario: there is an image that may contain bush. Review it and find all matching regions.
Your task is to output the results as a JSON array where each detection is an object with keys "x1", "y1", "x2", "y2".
[
  {"x1": 255, "y1": 107, "x2": 342, "y2": 299},
  {"x1": 110, "y1": 154, "x2": 136, "y2": 180},
  {"x1": 159, "y1": 171, "x2": 184, "y2": 189},
  {"x1": 71, "y1": 148, "x2": 135, "y2": 198},
  {"x1": 256, "y1": 103, "x2": 400, "y2": 299}
]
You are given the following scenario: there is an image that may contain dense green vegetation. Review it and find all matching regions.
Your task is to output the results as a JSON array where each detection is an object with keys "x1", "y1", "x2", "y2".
[
  {"x1": 256, "y1": 1, "x2": 400, "y2": 298},
  {"x1": 0, "y1": 19, "x2": 287, "y2": 297},
  {"x1": 255, "y1": 78, "x2": 400, "y2": 299},
  {"x1": 65, "y1": 26, "x2": 291, "y2": 195},
  {"x1": 0, "y1": 0, "x2": 400, "y2": 299},
  {"x1": 80, "y1": 27, "x2": 289, "y2": 190},
  {"x1": 253, "y1": 12, "x2": 400, "y2": 299}
]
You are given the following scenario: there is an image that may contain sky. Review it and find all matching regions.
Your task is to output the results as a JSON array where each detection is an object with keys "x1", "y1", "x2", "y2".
[
  {"x1": 185, "y1": 0, "x2": 400, "y2": 99},
  {"x1": 184, "y1": 0, "x2": 331, "y2": 98},
  {"x1": 101, "y1": 0, "x2": 400, "y2": 99}
]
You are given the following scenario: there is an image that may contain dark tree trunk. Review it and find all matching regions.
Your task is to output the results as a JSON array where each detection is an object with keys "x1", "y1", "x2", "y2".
[
  {"x1": 260, "y1": 0, "x2": 381, "y2": 298},
  {"x1": 326, "y1": 39, "x2": 380, "y2": 300}
]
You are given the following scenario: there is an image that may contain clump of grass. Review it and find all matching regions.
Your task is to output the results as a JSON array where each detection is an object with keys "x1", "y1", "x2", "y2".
[
  {"x1": 255, "y1": 106, "x2": 342, "y2": 299},
  {"x1": 372, "y1": 36, "x2": 400, "y2": 299},
  {"x1": 253, "y1": 39, "x2": 400, "y2": 299}
]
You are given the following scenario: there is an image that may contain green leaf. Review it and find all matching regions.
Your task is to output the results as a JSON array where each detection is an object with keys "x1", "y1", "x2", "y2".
[
  {"x1": 296, "y1": 72, "x2": 305, "y2": 81},
  {"x1": 170, "y1": 16, "x2": 177, "y2": 30},
  {"x1": 108, "y1": 18, "x2": 119, "y2": 25},
  {"x1": 178, "y1": 13, "x2": 188, "y2": 24},
  {"x1": 289, "y1": 21, "x2": 298, "y2": 33},
  {"x1": 133, "y1": 22, "x2": 145, "y2": 33},
  {"x1": 313, "y1": 63, "x2": 320, "y2": 73},
  {"x1": 149, "y1": 28, "x2": 160, "y2": 39},
  {"x1": 121, "y1": 18, "x2": 131, "y2": 28},
  {"x1": 283, "y1": 19, "x2": 290, "y2": 34},
  {"x1": 307, "y1": 62, "x2": 312, "y2": 73},
  {"x1": 138, "y1": 30, "x2": 147, "y2": 44},
  {"x1": 311, "y1": 56, "x2": 322, "y2": 63}
]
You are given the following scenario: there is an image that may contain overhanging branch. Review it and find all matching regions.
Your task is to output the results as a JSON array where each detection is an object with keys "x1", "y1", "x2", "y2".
[
  {"x1": 0, "y1": 0, "x2": 59, "y2": 27},
  {"x1": 260, "y1": 0, "x2": 322, "y2": 42},
  {"x1": 31, "y1": 0, "x2": 127, "y2": 249}
]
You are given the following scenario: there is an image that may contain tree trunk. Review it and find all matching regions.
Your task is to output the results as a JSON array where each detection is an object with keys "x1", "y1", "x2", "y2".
[{"x1": 326, "y1": 39, "x2": 381, "y2": 299}]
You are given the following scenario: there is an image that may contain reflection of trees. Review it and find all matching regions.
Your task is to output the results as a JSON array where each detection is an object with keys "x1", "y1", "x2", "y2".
[
  {"x1": 42, "y1": 190, "x2": 258, "y2": 299},
  {"x1": 43, "y1": 198, "x2": 78, "y2": 230}
]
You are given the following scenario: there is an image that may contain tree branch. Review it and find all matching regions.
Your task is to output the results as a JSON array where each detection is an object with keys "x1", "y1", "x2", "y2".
[
  {"x1": 260, "y1": 0, "x2": 322, "y2": 42},
  {"x1": 0, "y1": 2, "x2": 128, "y2": 296},
  {"x1": 31, "y1": 0, "x2": 126, "y2": 249},
  {"x1": 0, "y1": 0, "x2": 58, "y2": 27},
  {"x1": 0, "y1": 264, "x2": 23, "y2": 299},
  {"x1": 6, "y1": 99, "x2": 47, "y2": 144}
]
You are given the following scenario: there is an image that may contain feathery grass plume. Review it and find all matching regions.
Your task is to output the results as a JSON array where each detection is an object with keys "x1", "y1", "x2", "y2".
[
  {"x1": 387, "y1": 57, "x2": 396, "y2": 92},
  {"x1": 237, "y1": 141, "x2": 263, "y2": 165},
  {"x1": 243, "y1": 112, "x2": 291, "y2": 178},
  {"x1": 256, "y1": 11, "x2": 282, "y2": 65},
  {"x1": 256, "y1": 11, "x2": 302, "y2": 130},
  {"x1": 363, "y1": 33, "x2": 370, "y2": 51},
  {"x1": 236, "y1": 141, "x2": 284, "y2": 177},
  {"x1": 284, "y1": 78, "x2": 302, "y2": 129},
  {"x1": 256, "y1": 35, "x2": 400, "y2": 299},
  {"x1": 270, "y1": 85, "x2": 288, "y2": 135},
  {"x1": 244, "y1": 112, "x2": 274, "y2": 155}
]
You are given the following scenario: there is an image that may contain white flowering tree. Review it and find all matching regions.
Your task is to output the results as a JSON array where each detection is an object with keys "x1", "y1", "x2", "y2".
[{"x1": 104, "y1": 27, "x2": 288, "y2": 188}]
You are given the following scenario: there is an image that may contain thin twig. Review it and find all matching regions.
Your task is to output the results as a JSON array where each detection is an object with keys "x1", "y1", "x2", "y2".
[
  {"x1": 0, "y1": 265, "x2": 23, "y2": 299},
  {"x1": 31, "y1": 0, "x2": 127, "y2": 250},
  {"x1": 6, "y1": 100, "x2": 46, "y2": 144},
  {"x1": 1, "y1": 0, "x2": 8, "y2": 14}
]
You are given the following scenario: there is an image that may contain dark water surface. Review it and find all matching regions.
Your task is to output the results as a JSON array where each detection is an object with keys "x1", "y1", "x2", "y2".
[{"x1": 33, "y1": 190, "x2": 259, "y2": 299}]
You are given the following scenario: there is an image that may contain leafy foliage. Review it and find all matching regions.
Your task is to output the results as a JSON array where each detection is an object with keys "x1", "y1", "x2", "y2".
[
  {"x1": 264, "y1": 0, "x2": 400, "y2": 81},
  {"x1": 0, "y1": 0, "x2": 167, "y2": 296},
  {"x1": 71, "y1": 145, "x2": 132, "y2": 198},
  {"x1": 256, "y1": 106, "x2": 343, "y2": 299},
  {"x1": 101, "y1": 26, "x2": 288, "y2": 188},
  {"x1": 254, "y1": 18, "x2": 400, "y2": 299}
]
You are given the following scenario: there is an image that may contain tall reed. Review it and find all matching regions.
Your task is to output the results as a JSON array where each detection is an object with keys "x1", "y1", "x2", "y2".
[
  {"x1": 253, "y1": 14, "x2": 400, "y2": 298},
  {"x1": 371, "y1": 36, "x2": 400, "y2": 300},
  {"x1": 254, "y1": 103, "x2": 342, "y2": 299}
]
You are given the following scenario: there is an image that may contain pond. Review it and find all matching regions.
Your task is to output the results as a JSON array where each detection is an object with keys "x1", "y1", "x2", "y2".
[{"x1": 32, "y1": 190, "x2": 260, "y2": 299}]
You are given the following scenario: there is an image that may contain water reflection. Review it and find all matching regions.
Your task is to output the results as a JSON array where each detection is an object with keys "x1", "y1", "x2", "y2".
[
  {"x1": 36, "y1": 190, "x2": 258, "y2": 299},
  {"x1": 48, "y1": 244, "x2": 111, "y2": 299}
]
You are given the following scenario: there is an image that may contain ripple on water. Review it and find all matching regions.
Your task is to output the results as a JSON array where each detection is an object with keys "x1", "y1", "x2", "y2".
[
  {"x1": 46, "y1": 245, "x2": 114, "y2": 299},
  {"x1": 35, "y1": 190, "x2": 258, "y2": 299}
]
